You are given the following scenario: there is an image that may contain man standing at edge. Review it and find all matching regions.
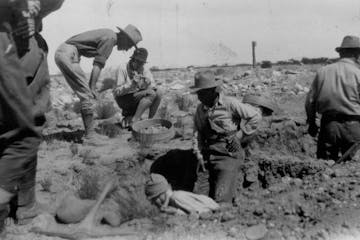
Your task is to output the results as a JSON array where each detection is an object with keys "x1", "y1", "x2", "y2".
[
  {"x1": 306, "y1": 35, "x2": 360, "y2": 161},
  {"x1": 0, "y1": 0, "x2": 63, "y2": 235},
  {"x1": 55, "y1": 24, "x2": 142, "y2": 145}
]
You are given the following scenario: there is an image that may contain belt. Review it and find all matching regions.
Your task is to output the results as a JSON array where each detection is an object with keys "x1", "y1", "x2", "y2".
[{"x1": 322, "y1": 113, "x2": 360, "y2": 123}]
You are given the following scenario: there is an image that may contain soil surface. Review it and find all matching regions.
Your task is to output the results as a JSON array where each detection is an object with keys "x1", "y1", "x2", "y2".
[{"x1": 4, "y1": 65, "x2": 360, "y2": 240}]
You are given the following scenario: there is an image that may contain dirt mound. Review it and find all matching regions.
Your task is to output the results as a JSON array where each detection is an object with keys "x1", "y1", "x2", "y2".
[{"x1": 254, "y1": 117, "x2": 316, "y2": 158}]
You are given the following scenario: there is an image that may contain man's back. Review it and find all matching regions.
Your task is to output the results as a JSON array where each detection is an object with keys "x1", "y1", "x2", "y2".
[{"x1": 314, "y1": 59, "x2": 360, "y2": 115}]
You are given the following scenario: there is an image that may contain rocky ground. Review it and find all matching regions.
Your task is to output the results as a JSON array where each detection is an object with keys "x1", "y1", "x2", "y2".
[{"x1": 4, "y1": 64, "x2": 360, "y2": 240}]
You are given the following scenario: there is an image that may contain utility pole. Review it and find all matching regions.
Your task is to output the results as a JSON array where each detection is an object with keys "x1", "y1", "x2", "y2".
[{"x1": 252, "y1": 41, "x2": 257, "y2": 68}]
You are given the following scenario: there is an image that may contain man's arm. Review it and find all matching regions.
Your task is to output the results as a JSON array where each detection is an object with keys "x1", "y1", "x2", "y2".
[
  {"x1": 89, "y1": 64, "x2": 101, "y2": 93},
  {"x1": 305, "y1": 74, "x2": 319, "y2": 126},
  {"x1": 113, "y1": 67, "x2": 138, "y2": 96},
  {"x1": 230, "y1": 99, "x2": 261, "y2": 136}
]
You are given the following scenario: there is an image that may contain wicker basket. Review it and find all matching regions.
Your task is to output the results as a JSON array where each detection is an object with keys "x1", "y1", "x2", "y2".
[{"x1": 132, "y1": 119, "x2": 175, "y2": 146}]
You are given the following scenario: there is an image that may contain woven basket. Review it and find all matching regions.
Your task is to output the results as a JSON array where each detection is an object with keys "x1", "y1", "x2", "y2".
[{"x1": 132, "y1": 119, "x2": 175, "y2": 146}]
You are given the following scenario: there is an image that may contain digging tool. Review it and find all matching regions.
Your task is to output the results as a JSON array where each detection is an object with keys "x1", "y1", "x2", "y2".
[
  {"x1": 30, "y1": 180, "x2": 139, "y2": 240},
  {"x1": 336, "y1": 142, "x2": 360, "y2": 163}
]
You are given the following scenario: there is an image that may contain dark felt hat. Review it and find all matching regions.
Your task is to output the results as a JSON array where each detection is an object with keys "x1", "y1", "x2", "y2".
[
  {"x1": 131, "y1": 48, "x2": 148, "y2": 63},
  {"x1": 190, "y1": 71, "x2": 222, "y2": 93},
  {"x1": 335, "y1": 35, "x2": 360, "y2": 52}
]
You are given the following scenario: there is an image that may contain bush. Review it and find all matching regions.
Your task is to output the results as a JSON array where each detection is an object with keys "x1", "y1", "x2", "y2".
[
  {"x1": 77, "y1": 171, "x2": 100, "y2": 200},
  {"x1": 95, "y1": 101, "x2": 117, "y2": 120},
  {"x1": 174, "y1": 93, "x2": 197, "y2": 112},
  {"x1": 40, "y1": 177, "x2": 52, "y2": 192},
  {"x1": 261, "y1": 61, "x2": 272, "y2": 68}
]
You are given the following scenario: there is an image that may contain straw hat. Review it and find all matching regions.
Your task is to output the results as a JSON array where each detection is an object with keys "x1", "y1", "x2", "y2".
[
  {"x1": 190, "y1": 71, "x2": 222, "y2": 93},
  {"x1": 335, "y1": 35, "x2": 360, "y2": 52},
  {"x1": 242, "y1": 94, "x2": 278, "y2": 113},
  {"x1": 117, "y1": 24, "x2": 142, "y2": 47}
]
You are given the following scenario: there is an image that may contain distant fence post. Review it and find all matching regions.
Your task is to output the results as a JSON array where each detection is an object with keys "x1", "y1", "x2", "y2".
[{"x1": 252, "y1": 41, "x2": 257, "y2": 68}]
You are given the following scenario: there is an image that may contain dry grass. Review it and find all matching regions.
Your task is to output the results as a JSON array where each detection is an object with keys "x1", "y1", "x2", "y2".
[
  {"x1": 174, "y1": 93, "x2": 197, "y2": 112},
  {"x1": 77, "y1": 170, "x2": 100, "y2": 200},
  {"x1": 39, "y1": 177, "x2": 52, "y2": 192},
  {"x1": 157, "y1": 104, "x2": 171, "y2": 120},
  {"x1": 95, "y1": 101, "x2": 117, "y2": 120}
]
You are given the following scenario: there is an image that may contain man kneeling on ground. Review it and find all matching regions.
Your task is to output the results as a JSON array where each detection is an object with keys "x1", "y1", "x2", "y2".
[{"x1": 113, "y1": 48, "x2": 162, "y2": 128}]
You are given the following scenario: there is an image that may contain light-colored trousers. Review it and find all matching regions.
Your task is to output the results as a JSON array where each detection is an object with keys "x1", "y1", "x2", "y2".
[{"x1": 54, "y1": 43, "x2": 95, "y2": 114}]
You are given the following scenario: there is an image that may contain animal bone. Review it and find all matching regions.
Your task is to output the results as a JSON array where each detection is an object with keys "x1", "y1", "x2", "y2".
[{"x1": 30, "y1": 180, "x2": 139, "y2": 240}]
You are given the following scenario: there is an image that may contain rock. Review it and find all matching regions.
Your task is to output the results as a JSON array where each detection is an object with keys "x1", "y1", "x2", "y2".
[
  {"x1": 221, "y1": 212, "x2": 235, "y2": 222},
  {"x1": 227, "y1": 227, "x2": 238, "y2": 238},
  {"x1": 284, "y1": 70, "x2": 299, "y2": 75},
  {"x1": 245, "y1": 224, "x2": 268, "y2": 240},
  {"x1": 170, "y1": 83, "x2": 185, "y2": 90},
  {"x1": 56, "y1": 193, "x2": 95, "y2": 224},
  {"x1": 101, "y1": 211, "x2": 122, "y2": 227}
]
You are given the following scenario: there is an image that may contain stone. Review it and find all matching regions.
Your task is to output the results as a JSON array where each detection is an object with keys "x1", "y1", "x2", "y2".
[
  {"x1": 56, "y1": 194, "x2": 95, "y2": 224},
  {"x1": 245, "y1": 224, "x2": 268, "y2": 240}
]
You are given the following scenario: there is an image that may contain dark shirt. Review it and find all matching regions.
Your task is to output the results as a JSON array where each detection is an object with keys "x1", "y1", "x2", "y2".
[{"x1": 66, "y1": 28, "x2": 117, "y2": 68}]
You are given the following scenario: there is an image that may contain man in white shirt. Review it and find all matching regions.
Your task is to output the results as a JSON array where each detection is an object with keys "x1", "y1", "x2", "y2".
[{"x1": 112, "y1": 48, "x2": 162, "y2": 127}]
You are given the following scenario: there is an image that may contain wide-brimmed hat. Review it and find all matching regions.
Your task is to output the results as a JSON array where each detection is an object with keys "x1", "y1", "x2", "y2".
[
  {"x1": 242, "y1": 94, "x2": 278, "y2": 113},
  {"x1": 190, "y1": 71, "x2": 222, "y2": 93},
  {"x1": 117, "y1": 24, "x2": 142, "y2": 47},
  {"x1": 335, "y1": 35, "x2": 360, "y2": 52},
  {"x1": 145, "y1": 174, "x2": 170, "y2": 200},
  {"x1": 131, "y1": 48, "x2": 148, "y2": 63}
]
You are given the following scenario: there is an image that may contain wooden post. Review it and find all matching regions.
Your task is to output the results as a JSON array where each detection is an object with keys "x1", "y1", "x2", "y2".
[{"x1": 252, "y1": 41, "x2": 257, "y2": 68}]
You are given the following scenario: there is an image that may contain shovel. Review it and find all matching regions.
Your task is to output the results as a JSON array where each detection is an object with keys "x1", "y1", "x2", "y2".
[{"x1": 337, "y1": 142, "x2": 360, "y2": 163}]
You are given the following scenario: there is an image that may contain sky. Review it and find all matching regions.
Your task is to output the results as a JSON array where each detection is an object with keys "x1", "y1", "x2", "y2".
[{"x1": 42, "y1": 0, "x2": 360, "y2": 74}]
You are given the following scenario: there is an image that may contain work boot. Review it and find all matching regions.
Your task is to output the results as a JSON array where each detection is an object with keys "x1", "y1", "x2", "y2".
[
  {"x1": 81, "y1": 112, "x2": 108, "y2": 146},
  {"x1": 16, "y1": 201, "x2": 50, "y2": 225},
  {"x1": 0, "y1": 204, "x2": 9, "y2": 238}
]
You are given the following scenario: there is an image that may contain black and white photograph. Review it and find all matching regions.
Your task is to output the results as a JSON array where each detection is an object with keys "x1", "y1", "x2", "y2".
[{"x1": 1, "y1": 0, "x2": 360, "y2": 239}]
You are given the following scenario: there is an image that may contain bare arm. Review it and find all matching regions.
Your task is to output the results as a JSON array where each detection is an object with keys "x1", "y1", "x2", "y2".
[
  {"x1": 89, "y1": 64, "x2": 102, "y2": 94},
  {"x1": 305, "y1": 74, "x2": 319, "y2": 126}
]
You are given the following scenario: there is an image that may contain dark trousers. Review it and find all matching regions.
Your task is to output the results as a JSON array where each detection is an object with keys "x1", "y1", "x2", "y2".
[
  {"x1": 205, "y1": 143, "x2": 244, "y2": 203},
  {"x1": 114, "y1": 90, "x2": 157, "y2": 117},
  {"x1": 0, "y1": 29, "x2": 40, "y2": 206},
  {"x1": 317, "y1": 118, "x2": 360, "y2": 161}
]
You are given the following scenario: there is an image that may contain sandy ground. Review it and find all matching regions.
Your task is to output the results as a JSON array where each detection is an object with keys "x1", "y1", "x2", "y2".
[{"x1": 3, "y1": 64, "x2": 360, "y2": 240}]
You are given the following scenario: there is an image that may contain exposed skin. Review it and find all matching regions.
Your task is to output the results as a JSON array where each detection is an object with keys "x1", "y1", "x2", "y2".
[{"x1": 89, "y1": 31, "x2": 135, "y2": 98}]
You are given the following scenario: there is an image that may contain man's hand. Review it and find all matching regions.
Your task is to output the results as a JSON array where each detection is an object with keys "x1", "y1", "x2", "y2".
[
  {"x1": 133, "y1": 89, "x2": 154, "y2": 101},
  {"x1": 226, "y1": 130, "x2": 243, "y2": 153},
  {"x1": 308, "y1": 124, "x2": 319, "y2": 137},
  {"x1": 28, "y1": 0, "x2": 41, "y2": 16}
]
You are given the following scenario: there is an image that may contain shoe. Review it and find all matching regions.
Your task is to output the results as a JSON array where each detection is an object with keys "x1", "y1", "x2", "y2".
[
  {"x1": 16, "y1": 201, "x2": 50, "y2": 225},
  {"x1": 83, "y1": 132, "x2": 109, "y2": 147},
  {"x1": 0, "y1": 205, "x2": 9, "y2": 237}
]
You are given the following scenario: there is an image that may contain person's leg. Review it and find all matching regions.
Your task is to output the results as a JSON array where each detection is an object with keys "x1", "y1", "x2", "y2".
[
  {"x1": 55, "y1": 44, "x2": 102, "y2": 142},
  {"x1": 317, "y1": 120, "x2": 340, "y2": 161},
  {"x1": 148, "y1": 89, "x2": 163, "y2": 119},
  {"x1": 208, "y1": 151, "x2": 244, "y2": 203},
  {"x1": 132, "y1": 97, "x2": 153, "y2": 122},
  {"x1": 114, "y1": 94, "x2": 137, "y2": 128},
  {"x1": 339, "y1": 121, "x2": 360, "y2": 160}
]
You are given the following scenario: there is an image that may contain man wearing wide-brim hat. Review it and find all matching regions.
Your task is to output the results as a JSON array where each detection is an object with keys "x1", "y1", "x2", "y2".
[
  {"x1": 191, "y1": 70, "x2": 276, "y2": 203},
  {"x1": 305, "y1": 35, "x2": 360, "y2": 161},
  {"x1": 55, "y1": 24, "x2": 142, "y2": 145},
  {"x1": 105, "y1": 47, "x2": 163, "y2": 128}
]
